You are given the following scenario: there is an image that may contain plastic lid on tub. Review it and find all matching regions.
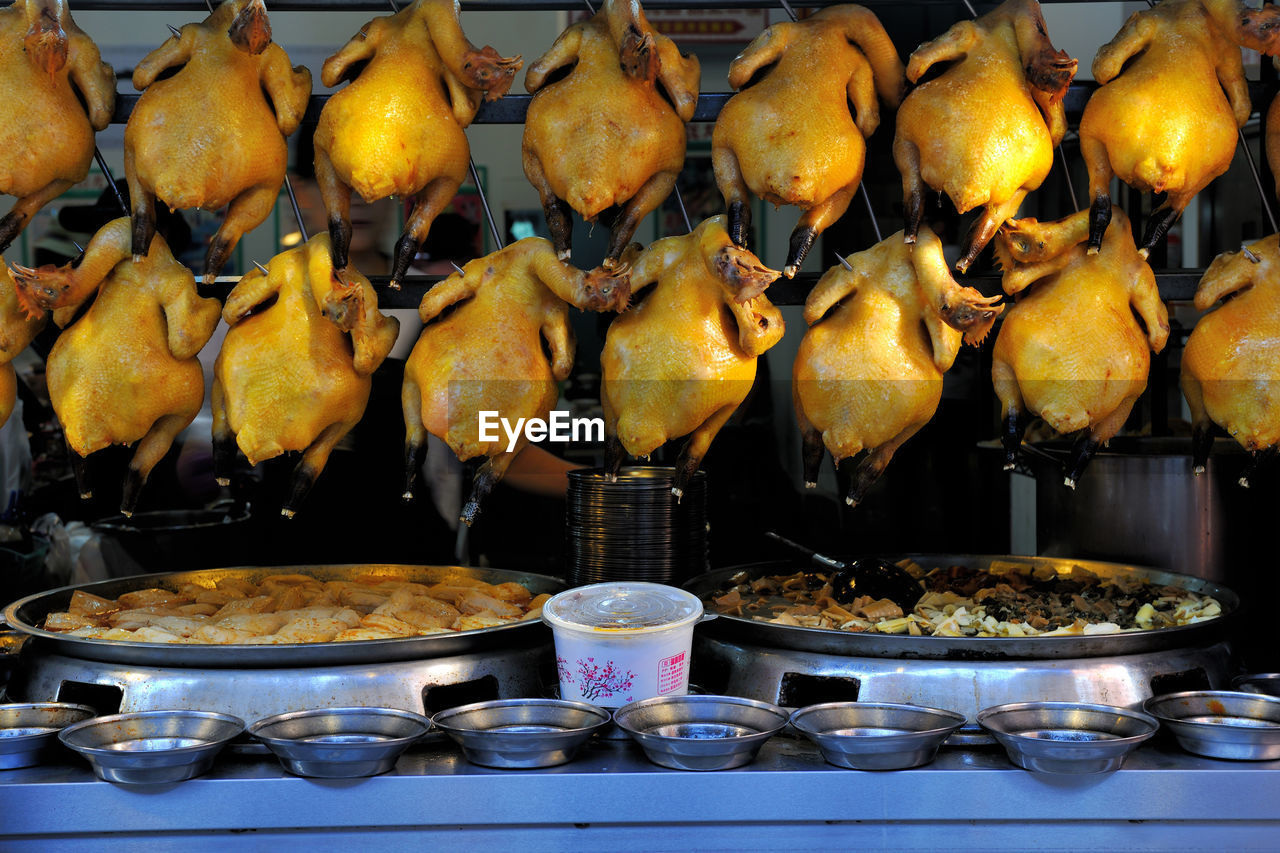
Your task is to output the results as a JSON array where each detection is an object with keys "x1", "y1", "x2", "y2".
[{"x1": 542, "y1": 582, "x2": 703, "y2": 634}]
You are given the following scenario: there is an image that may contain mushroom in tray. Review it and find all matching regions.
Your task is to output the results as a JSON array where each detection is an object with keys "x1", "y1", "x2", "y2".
[
  {"x1": 991, "y1": 207, "x2": 1169, "y2": 488},
  {"x1": 893, "y1": 0, "x2": 1076, "y2": 273},
  {"x1": 522, "y1": 0, "x2": 701, "y2": 267},
  {"x1": 792, "y1": 226, "x2": 1001, "y2": 508},
  {"x1": 402, "y1": 238, "x2": 628, "y2": 526},
  {"x1": 601, "y1": 216, "x2": 783, "y2": 498},
  {"x1": 0, "y1": 0, "x2": 115, "y2": 254},
  {"x1": 1079, "y1": 0, "x2": 1280, "y2": 257},
  {"x1": 1181, "y1": 235, "x2": 1280, "y2": 486},
  {"x1": 712, "y1": 4, "x2": 905, "y2": 278},
  {"x1": 124, "y1": 0, "x2": 311, "y2": 283},
  {"x1": 7, "y1": 217, "x2": 222, "y2": 515},
  {"x1": 313, "y1": 0, "x2": 520, "y2": 288},
  {"x1": 0, "y1": 259, "x2": 48, "y2": 429},
  {"x1": 212, "y1": 233, "x2": 399, "y2": 518}
]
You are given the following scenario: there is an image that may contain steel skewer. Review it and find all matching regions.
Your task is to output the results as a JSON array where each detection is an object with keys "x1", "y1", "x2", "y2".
[{"x1": 94, "y1": 148, "x2": 129, "y2": 216}]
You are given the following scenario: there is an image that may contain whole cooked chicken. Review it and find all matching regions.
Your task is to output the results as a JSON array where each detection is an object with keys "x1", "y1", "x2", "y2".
[
  {"x1": 124, "y1": 0, "x2": 311, "y2": 282},
  {"x1": 213, "y1": 233, "x2": 398, "y2": 517},
  {"x1": 8, "y1": 218, "x2": 221, "y2": 514},
  {"x1": 1182, "y1": 235, "x2": 1280, "y2": 486},
  {"x1": 713, "y1": 4, "x2": 905, "y2": 277},
  {"x1": 523, "y1": 0, "x2": 701, "y2": 265},
  {"x1": 793, "y1": 226, "x2": 1001, "y2": 506},
  {"x1": 1080, "y1": 0, "x2": 1280, "y2": 255},
  {"x1": 893, "y1": 0, "x2": 1076, "y2": 272},
  {"x1": 992, "y1": 207, "x2": 1170, "y2": 487},
  {"x1": 314, "y1": 0, "x2": 520, "y2": 287},
  {"x1": 0, "y1": 259, "x2": 46, "y2": 427},
  {"x1": 0, "y1": 0, "x2": 114, "y2": 253},
  {"x1": 402, "y1": 237, "x2": 628, "y2": 525},
  {"x1": 601, "y1": 216, "x2": 782, "y2": 497}
]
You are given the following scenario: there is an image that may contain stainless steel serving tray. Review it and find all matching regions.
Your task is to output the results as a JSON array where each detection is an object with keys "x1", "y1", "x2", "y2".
[
  {"x1": 685, "y1": 554, "x2": 1238, "y2": 660},
  {"x1": 3, "y1": 564, "x2": 564, "y2": 668}
]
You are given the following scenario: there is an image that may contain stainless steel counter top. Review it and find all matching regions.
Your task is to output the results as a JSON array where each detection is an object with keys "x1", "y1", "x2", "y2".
[{"x1": 3, "y1": 732, "x2": 1280, "y2": 851}]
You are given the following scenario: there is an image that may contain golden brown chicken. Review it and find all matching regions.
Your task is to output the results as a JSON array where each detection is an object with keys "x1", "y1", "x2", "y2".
[
  {"x1": 314, "y1": 0, "x2": 520, "y2": 287},
  {"x1": 0, "y1": 259, "x2": 46, "y2": 427},
  {"x1": 1182, "y1": 235, "x2": 1280, "y2": 486},
  {"x1": 124, "y1": 0, "x2": 311, "y2": 282},
  {"x1": 213, "y1": 233, "x2": 398, "y2": 517},
  {"x1": 523, "y1": 0, "x2": 700, "y2": 265},
  {"x1": 601, "y1": 216, "x2": 782, "y2": 497},
  {"x1": 403, "y1": 237, "x2": 627, "y2": 525},
  {"x1": 1080, "y1": 0, "x2": 1280, "y2": 255},
  {"x1": 8, "y1": 218, "x2": 221, "y2": 514},
  {"x1": 893, "y1": 0, "x2": 1075, "y2": 272},
  {"x1": 0, "y1": 0, "x2": 114, "y2": 253},
  {"x1": 793, "y1": 226, "x2": 1001, "y2": 506},
  {"x1": 713, "y1": 5, "x2": 905, "y2": 278},
  {"x1": 992, "y1": 207, "x2": 1170, "y2": 487}
]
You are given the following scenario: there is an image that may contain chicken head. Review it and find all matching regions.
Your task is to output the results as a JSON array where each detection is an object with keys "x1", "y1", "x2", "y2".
[
  {"x1": 124, "y1": 0, "x2": 312, "y2": 283},
  {"x1": 793, "y1": 226, "x2": 1001, "y2": 507},
  {"x1": 523, "y1": 0, "x2": 701, "y2": 266},
  {"x1": 1182, "y1": 235, "x2": 1280, "y2": 486},
  {"x1": 992, "y1": 206, "x2": 1170, "y2": 487},
  {"x1": 213, "y1": 233, "x2": 399, "y2": 517},
  {"x1": 314, "y1": 0, "x2": 520, "y2": 288},
  {"x1": 403, "y1": 237, "x2": 628, "y2": 526},
  {"x1": 1080, "y1": 0, "x2": 1280, "y2": 257},
  {"x1": 8, "y1": 217, "x2": 221, "y2": 514},
  {"x1": 713, "y1": 4, "x2": 905, "y2": 278},
  {"x1": 601, "y1": 216, "x2": 782, "y2": 498},
  {"x1": 893, "y1": 0, "x2": 1076, "y2": 273},
  {"x1": 0, "y1": 0, "x2": 114, "y2": 254}
]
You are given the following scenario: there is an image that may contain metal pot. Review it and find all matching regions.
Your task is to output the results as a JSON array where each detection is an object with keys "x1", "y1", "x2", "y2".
[
  {"x1": 1024, "y1": 436, "x2": 1275, "y2": 583},
  {"x1": 91, "y1": 506, "x2": 253, "y2": 576}
]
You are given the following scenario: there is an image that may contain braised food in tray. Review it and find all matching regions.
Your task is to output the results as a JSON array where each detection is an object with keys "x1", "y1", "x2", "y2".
[
  {"x1": 708, "y1": 560, "x2": 1222, "y2": 638},
  {"x1": 39, "y1": 572, "x2": 548, "y2": 644}
]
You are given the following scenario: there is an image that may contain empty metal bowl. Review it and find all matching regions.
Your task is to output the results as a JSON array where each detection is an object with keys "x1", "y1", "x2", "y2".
[
  {"x1": 612, "y1": 694, "x2": 788, "y2": 771},
  {"x1": 250, "y1": 707, "x2": 433, "y2": 778},
  {"x1": 789, "y1": 702, "x2": 967, "y2": 770},
  {"x1": 1231, "y1": 673, "x2": 1280, "y2": 698},
  {"x1": 1144, "y1": 690, "x2": 1280, "y2": 761},
  {"x1": 977, "y1": 702, "x2": 1159, "y2": 774},
  {"x1": 431, "y1": 698, "x2": 611, "y2": 769},
  {"x1": 59, "y1": 710, "x2": 245, "y2": 784},
  {"x1": 0, "y1": 703, "x2": 96, "y2": 770}
]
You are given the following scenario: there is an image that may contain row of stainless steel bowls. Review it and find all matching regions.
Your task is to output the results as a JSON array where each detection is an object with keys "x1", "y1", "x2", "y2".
[{"x1": 6, "y1": 682, "x2": 1280, "y2": 780}]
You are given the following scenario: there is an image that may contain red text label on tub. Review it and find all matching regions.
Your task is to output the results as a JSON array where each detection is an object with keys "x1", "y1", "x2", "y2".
[{"x1": 657, "y1": 652, "x2": 687, "y2": 694}]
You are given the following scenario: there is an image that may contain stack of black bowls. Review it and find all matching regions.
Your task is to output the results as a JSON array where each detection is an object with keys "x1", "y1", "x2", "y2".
[{"x1": 565, "y1": 467, "x2": 708, "y2": 586}]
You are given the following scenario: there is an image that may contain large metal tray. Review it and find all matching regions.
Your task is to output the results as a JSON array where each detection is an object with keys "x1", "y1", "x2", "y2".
[
  {"x1": 3, "y1": 564, "x2": 564, "y2": 668},
  {"x1": 685, "y1": 555, "x2": 1239, "y2": 660}
]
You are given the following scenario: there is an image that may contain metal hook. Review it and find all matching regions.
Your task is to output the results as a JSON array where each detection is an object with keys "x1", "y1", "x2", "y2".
[
  {"x1": 71, "y1": 241, "x2": 84, "y2": 254},
  {"x1": 253, "y1": 261, "x2": 269, "y2": 274},
  {"x1": 1242, "y1": 243, "x2": 1262, "y2": 264},
  {"x1": 167, "y1": 24, "x2": 181, "y2": 38},
  {"x1": 450, "y1": 261, "x2": 466, "y2": 275},
  {"x1": 94, "y1": 149, "x2": 129, "y2": 217},
  {"x1": 962, "y1": 0, "x2": 978, "y2": 17}
]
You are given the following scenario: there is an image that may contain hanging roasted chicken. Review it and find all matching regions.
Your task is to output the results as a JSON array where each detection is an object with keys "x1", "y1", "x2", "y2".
[
  {"x1": 893, "y1": 0, "x2": 1076, "y2": 273},
  {"x1": 793, "y1": 226, "x2": 1001, "y2": 506},
  {"x1": 523, "y1": 0, "x2": 701, "y2": 265},
  {"x1": 8, "y1": 218, "x2": 221, "y2": 514},
  {"x1": 0, "y1": 0, "x2": 115, "y2": 253},
  {"x1": 713, "y1": 4, "x2": 905, "y2": 277},
  {"x1": 0, "y1": 259, "x2": 46, "y2": 427},
  {"x1": 213, "y1": 233, "x2": 398, "y2": 518},
  {"x1": 1080, "y1": 0, "x2": 1280, "y2": 255},
  {"x1": 403, "y1": 238, "x2": 628, "y2": 525},
  {"x1": 992, "y1": 207, "x2": 1170, "y2": 487},
  {"x1": 1182, "y1": 236, "x2": 1280, "y2": 486},
  {"x1": 124, "y1": 0, "x2": 311, "y2": 282},
  {"x1": 601, "y1": 216, "x2": 782, "y2": 497},
  {"x1": 314, "y1": 0, "x2": 520, "y2": 287}
]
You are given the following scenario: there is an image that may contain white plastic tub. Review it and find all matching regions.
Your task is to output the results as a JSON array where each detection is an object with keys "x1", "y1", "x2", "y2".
[{"x1": 543, "y1": 582, "x2": 704, "y2": 708}]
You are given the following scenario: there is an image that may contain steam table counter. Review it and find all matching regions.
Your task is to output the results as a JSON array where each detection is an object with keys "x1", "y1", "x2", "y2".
[{"x1": 2, "y1": 733, "x2": 1279, "y2": 851}]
